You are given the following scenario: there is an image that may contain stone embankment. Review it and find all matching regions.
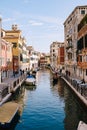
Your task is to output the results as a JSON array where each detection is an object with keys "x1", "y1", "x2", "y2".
[
  {"x1": 0, "y1": 73, "x2": 26, "y2": 106},
  {"x1": 50, "y1": 66, "x2": 87, "y2": 107},
  {"x1": 61, "y1": 76, "x2": 87, "y2": 107}
]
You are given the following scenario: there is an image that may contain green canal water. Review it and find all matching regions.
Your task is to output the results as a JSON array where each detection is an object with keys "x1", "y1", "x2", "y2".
[{"x1": 4, "y1": 69, "x2": 87, "y2": 130}]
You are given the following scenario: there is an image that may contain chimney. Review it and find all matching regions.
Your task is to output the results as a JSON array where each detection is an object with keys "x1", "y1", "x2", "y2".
[{"x1": 12, "y1": 24, "x2": 18, "y2": 30}]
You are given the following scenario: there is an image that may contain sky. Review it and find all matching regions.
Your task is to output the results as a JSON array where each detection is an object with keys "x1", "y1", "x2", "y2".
[{"x1": 0, "y1": 0, "x2": 87, "y2": 53}]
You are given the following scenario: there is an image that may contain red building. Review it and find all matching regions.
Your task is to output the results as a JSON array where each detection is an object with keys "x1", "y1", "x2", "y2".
[
  {"x1": 60, "y1": 47, "x2": 64, "y2": 64},
  {"x1": 57, "y1": 46, "x2": 64, "y2": 69}
]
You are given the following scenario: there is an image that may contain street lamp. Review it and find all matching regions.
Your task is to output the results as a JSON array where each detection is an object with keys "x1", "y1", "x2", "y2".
[{"x1": 0, "y1": 17, "x2": 2, "y2": 83}]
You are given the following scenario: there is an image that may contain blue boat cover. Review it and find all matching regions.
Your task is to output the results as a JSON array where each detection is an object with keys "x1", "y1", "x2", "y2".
[{"x1": 27, "y1": 75, "x2": 34, "y2": 78}]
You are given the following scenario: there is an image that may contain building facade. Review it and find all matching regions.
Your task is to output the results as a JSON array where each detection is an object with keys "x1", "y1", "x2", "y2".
[
  {"x1": 3, "y1": 25, "x2": 25, "y2": 73},
  {"x1": 50, "y1": 41, "x2": 64, "y2": 70},
  {"x1": 58, "y1": 45, "x2": 64, "y2": 70},
  {"x1": 29, "y1": 51, "x2": 39, "y2": 70},
  {"x1": 20, "y1": 37, "x2": 29, "y2": 70},
  {"x1": 1, "y1": 39, "x2": 12, "y2": 70},
  {"x1": 77, "y1": 14, "x2": 87, "y2": 81},
  {"x1": 64, "y1": 5, "x2": 87, "y2": 77}
]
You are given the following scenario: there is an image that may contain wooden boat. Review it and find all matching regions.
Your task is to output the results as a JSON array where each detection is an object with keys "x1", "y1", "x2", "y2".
[
  {"x1": 77, "y1": 121, "x2": 87, "y2": 130},
  {"x1": 25, "y1": 75, "x2": 36, "y2": 86},
  {"x1": 0, "y1": 101, "x2": 19, "y2": 128}
]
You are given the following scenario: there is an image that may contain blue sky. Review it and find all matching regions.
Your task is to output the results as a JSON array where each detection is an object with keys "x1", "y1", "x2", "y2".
[{"x1": 0, "y1": 0, "x2": 87, "y2": 53}]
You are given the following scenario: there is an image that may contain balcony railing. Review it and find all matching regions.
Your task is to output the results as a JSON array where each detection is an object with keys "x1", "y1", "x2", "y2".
[
  {"x1": 66, "y1": 44, "x2": 73, "y2": 49},
  {"x1": 77, "y1": 62, "x2": 87, "y2": 69}
]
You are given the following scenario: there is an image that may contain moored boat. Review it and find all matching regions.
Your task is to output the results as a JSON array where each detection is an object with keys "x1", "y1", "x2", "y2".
[
  {"x1": 77, "y1": 121, "x2": 87, "y2": 130},
  {"x1": 25, "y1": 75, "x2": 36, "y2": 86},
  {"x1": 0, "y1": 101, "x2": 19, "y2": 128},
  {"x1": 32, "y1": 70, "x2": 37, "y2": 78}
]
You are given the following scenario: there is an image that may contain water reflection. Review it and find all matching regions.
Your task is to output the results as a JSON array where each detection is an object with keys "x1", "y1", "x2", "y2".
[
  {"x1": 1, "y1": 70, "x2": 87, "y2": 130},
  {"x1": 63, "y1": 80, "x2": 87, "y2": 130},
  {"x1": 50, "y1": 77, "x2": 64, "y2": 99},
  {"x1": 24, "y1": 84, "x2": 37, "y2": 91},
  {"x1": 50, "y1": 74, "x2": 87, "y2": 130}
]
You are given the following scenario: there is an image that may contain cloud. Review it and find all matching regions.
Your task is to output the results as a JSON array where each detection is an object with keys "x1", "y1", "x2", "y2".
[
  {"x1": 5, "y1": 10, "x2": 63, "y2": 27},
  {"x1": 29, "y1": 20, "x2": 44, "y2": 26},
  {"x1": 3, "y1": 18, "x2": 15, "y2": 22},
  {"x1": 38, "y1": 16, "x2": 63, "y2": 25},
  {"x1": 23, "y1": 0, "x2": 30, "y2": 3},
  {"x1": 28, "y1": 14, "x2": 64, "y2": 26}
]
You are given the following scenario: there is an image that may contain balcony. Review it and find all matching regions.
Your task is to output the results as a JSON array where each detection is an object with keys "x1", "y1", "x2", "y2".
[
  {"x1": 66, "y1": 44, "x2": 73, "y2": 50},
  {"x1": 77, "y1": 62, "x2": 87, "y2": 69},
  {"x1": 67, "y1": 48, "x2": 73, "y2": 54}
]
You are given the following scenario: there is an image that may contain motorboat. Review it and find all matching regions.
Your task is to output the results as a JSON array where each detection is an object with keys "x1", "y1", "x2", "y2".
[
  {"x1": 25, "y1": 75, "x2": 36, "y2": 86},
  {"x1": 32, "y1": 70, "x2": 37, "y2": 78},
  {"x1": 77, "y1": 121, "x2": 87, "y2": 130},
  {"x1": 27, "y1": 70, "x2": 37, "y2": 78}
]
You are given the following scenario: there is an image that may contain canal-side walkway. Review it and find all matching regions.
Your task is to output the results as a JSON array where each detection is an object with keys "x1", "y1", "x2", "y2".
[
  {"x1": 0, "y1": 73, "x2": 26, "y2": 106},
  {"x1": 50, "y1": 66, "x2": 87, "y2": 107},
  {"x1": 61, "y1": 76, "x2": 87, "y2": 107}
]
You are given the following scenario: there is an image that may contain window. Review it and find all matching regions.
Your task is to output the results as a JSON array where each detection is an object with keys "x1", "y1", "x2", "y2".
[
  {"x1": 68, "y1": 53, "x2": 72, "y2": 60},
  {"x1": 20, "y1": 54, "x2": 23, "y2": 61},
  {"x1": 19, "y1": 44, "x2": 22, "y2": 49},
  {"x1": 30, "y1": 57, "x2": 34, "y2": 60},
  {"x1": 81, "y1": 10, "x2": 85, "y2": 14},
  {"x1": 2, "y1": 58, "x2": 5, "y2": 65},
  {"x1": 86, "y1": 69, "x2": 87, "y2": 76},
  {"x1": 80, "y1": 56, "x2": 82, "y2": 62},
  {"x1": 85, "y1": 34, "x2": 87, "y2": 47},
  {"x1": 12, "y1": 42, "x2": 17, "y2": 48},
  {"x1": 1, "y1": 32, "x2": 3, "y2": 37},
  {"x1": 77, "y1": 37, "x2": 83, "y2": 50},
  {"x1": 80, "y1": 69, "x2": 82, "y2": 74},
  {"x1": 7, "y1": 46, "x2": 10, "y2": 51},
  {"x1": 86, "y1": 55, "x2": 87, "y2": 62},
  {"x1": 83, "y1": 56, "x2": 85, "y2": 62},
  {"x1": 2, "y1": 45, "x2": 5, "y2": 50}
]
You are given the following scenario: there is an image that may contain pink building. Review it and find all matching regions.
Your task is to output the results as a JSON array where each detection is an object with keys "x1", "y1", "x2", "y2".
[{"x1": 1, "y1": 39, "x2": 12, "y2": 71}]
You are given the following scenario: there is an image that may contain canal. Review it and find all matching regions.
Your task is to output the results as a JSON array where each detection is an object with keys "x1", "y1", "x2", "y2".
[{"x1": 5, "y1": 69, "x2": 87, "y2": 130}]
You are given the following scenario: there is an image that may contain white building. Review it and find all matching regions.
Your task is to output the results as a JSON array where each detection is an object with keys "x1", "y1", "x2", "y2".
[
  {"x1": 20, "y1": 38, "x2": 29, "y2": 70},
  {"x1": 29, "y1": 51, "x2": 39, "y2": 70},
  {"x1": 50, "y1": 41, "x2": 64, "y2": 70}
]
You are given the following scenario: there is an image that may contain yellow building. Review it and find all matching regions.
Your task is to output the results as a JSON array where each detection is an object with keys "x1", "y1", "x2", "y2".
[{"x1": 3, "y1": 25, "x2": 23, "y2": 73}]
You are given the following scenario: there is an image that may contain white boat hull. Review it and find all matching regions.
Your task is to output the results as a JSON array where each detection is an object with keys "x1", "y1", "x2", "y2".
[
  {"x1": 25, "y1": 77, "x2": 36, "y2": 86},
  {"x1": 77, "y1": 121, "x2": 87, "y2": 130}
]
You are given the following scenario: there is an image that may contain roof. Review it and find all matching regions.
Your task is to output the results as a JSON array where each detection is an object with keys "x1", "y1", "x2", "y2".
[{"x1": 64, "y1": 5, "x2": 87, "y2": 25}]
